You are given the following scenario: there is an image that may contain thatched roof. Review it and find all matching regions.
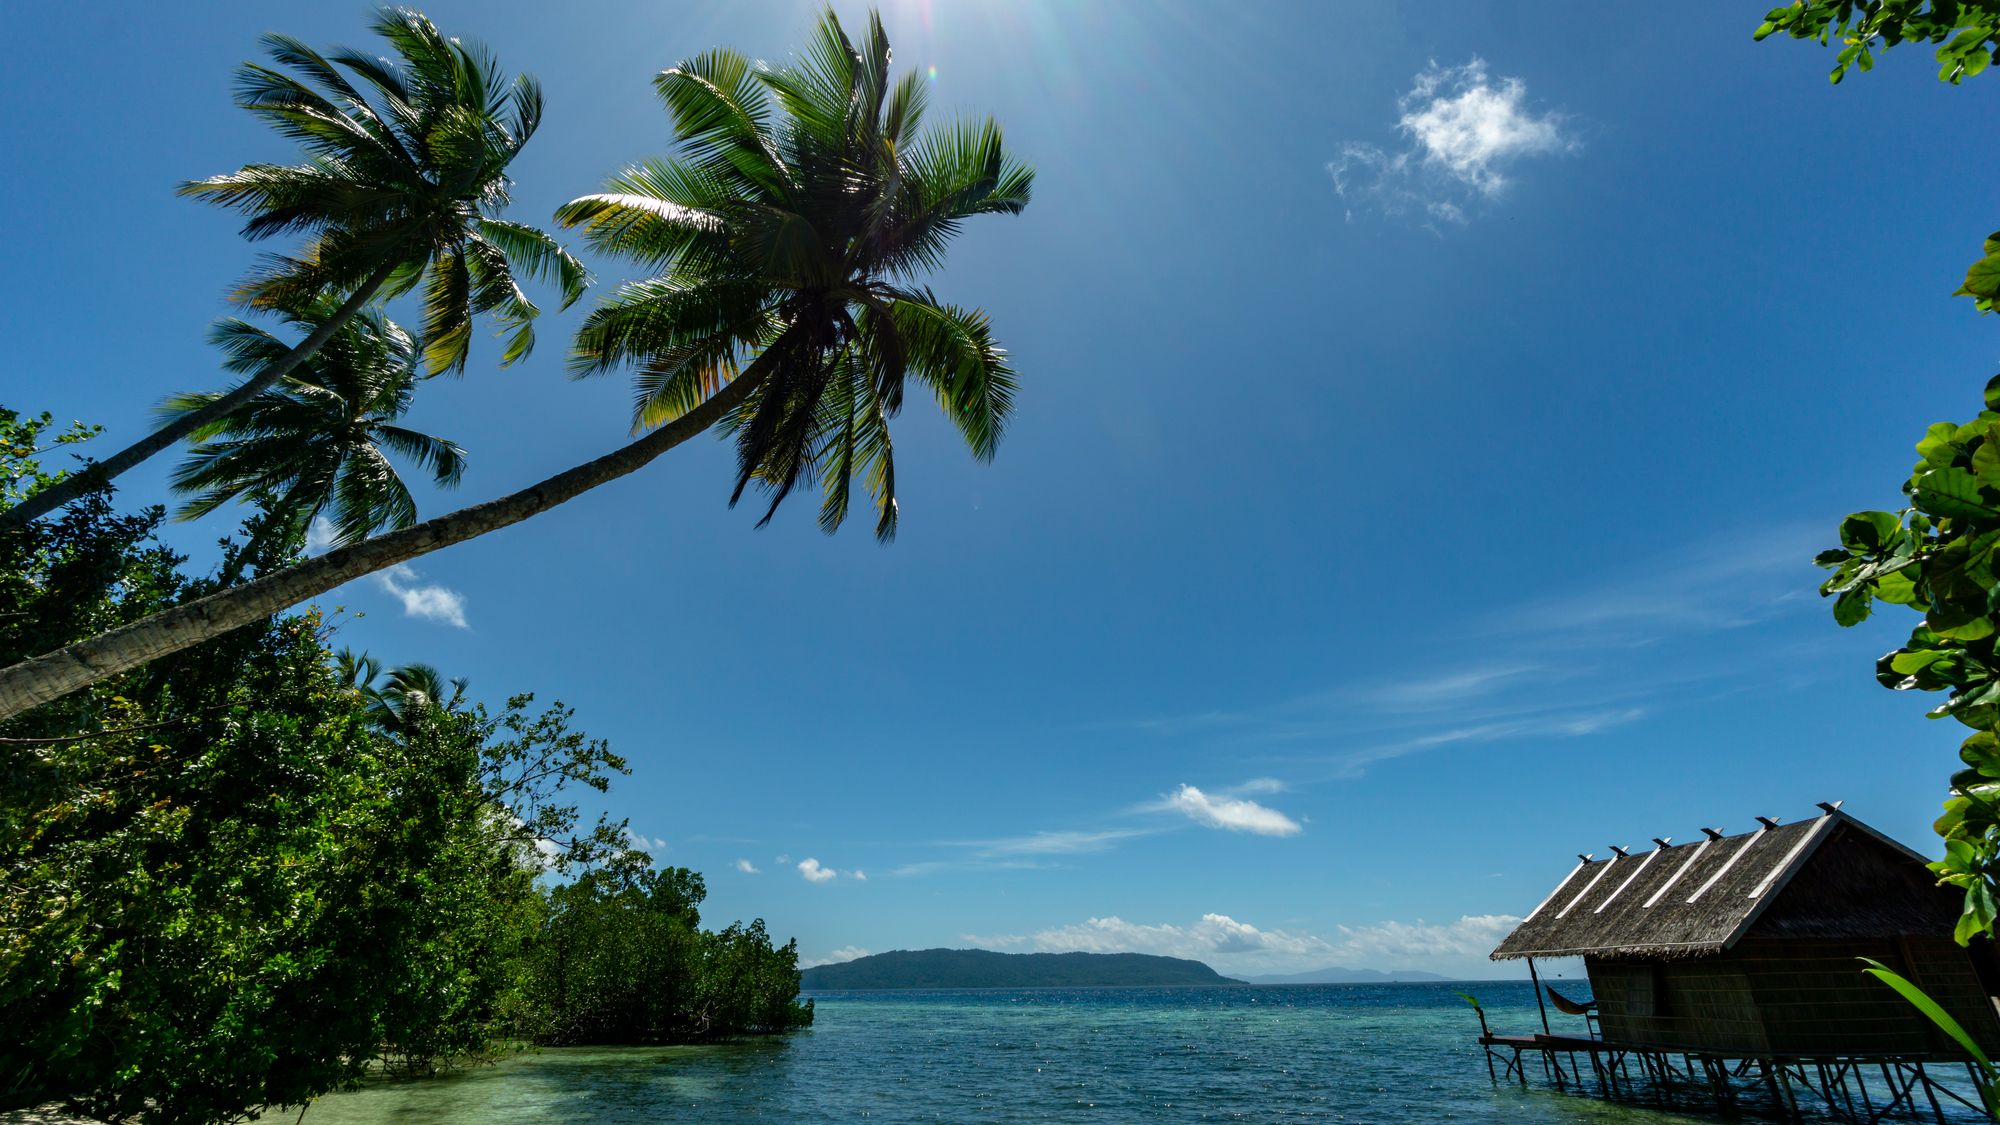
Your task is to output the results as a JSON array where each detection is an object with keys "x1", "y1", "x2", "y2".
[{"x1": 1491, "y1": 807, "x2": 1948, "y2": 961}]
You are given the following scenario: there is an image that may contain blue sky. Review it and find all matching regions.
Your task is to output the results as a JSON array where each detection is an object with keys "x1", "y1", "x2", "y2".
[{"x1": 5, "y1": 1, "x2": 1997, "y2": 979}]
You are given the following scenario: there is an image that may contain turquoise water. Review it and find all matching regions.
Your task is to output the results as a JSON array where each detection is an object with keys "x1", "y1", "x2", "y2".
[{"x1": 297, "y1": 982, "x2": 1976, "y2": 1122}]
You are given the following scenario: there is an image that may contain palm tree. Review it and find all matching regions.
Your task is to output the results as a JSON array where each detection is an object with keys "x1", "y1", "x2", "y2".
[
  {"x1": 0, "y1": 8, "x2": 585, "y2": 533},
  {"x1": 165, "y1": 300, "x2": 465, "y2": 547},
  {"x1": 0, "y1": 7, "x2": 1031, "y2": 722}
]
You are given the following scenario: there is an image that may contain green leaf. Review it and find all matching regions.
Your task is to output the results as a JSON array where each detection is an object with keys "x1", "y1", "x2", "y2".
[
  {"x1": 1891, "y1": 648, "x2": 1951, "y2": 675},
  {"x1": 1917, "y1": 422, "x2": 1963, "y2": 466},
  {"x1": 1834, "y1": 585, "x2": 1873, "y2": 626},
  {"x1": 1957, "y1": 250, "x2": 2000, "y2": 304},
  {"x1": 1914, "y1": 467, "x2": 2000, "y2": 521},
  {"x1": 1860, "y1": 958, "x2": 1999, "y2": 1087},
  {"x1": 1875, "y1": 568, "x2": 1921, "y2": 605},
  {"x1": 1840, "y1": 511, "x2": 1903, "y2": 552},
  {"x1": 1931, "y1": 680, "x2": 2000, "y2": 719}
]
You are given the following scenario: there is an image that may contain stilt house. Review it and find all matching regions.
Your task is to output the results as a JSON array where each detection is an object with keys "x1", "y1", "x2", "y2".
[{"x1": 1490, "y1": 805, "x2": 2000, "y2": 1058}]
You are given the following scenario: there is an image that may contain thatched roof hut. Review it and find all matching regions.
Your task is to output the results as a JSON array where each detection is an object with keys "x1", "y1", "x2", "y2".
[{"x1": 1491, "y1": 805, "x2": 2000, "y2": 1058}]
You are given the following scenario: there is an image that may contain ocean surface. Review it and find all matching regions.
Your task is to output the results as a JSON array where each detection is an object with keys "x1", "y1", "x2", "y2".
[{"x1": 298, "y1": 981, "x2": 1984, "y2": 1123}]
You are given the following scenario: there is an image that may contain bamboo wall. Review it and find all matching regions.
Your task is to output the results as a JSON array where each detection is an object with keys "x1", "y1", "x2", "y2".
[{"x1": 1584, "y1": 937, "x2": 2000, "y2": 1057}]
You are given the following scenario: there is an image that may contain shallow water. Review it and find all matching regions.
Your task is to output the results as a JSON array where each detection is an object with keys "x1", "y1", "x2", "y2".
[{"x1": 298, "y1": 981, "x2": 1980, "y2": 1123}]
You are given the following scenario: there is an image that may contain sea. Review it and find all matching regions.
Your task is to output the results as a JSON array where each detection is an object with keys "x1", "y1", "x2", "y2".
[{"x1": 297, "y1": 981, "x2": 1987, "y2": 1123}]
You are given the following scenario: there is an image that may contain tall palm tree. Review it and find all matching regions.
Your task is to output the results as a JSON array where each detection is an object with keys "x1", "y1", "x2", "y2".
[
  {"x1": 0, "y1": 8, "x2": 585, "y2": 533},
  {"x1": 0, "y1": 7, "x2": 1031, "y2": 722},
  {"x1": 165, "y1": 300, "x2": 466, "y2": 547}
]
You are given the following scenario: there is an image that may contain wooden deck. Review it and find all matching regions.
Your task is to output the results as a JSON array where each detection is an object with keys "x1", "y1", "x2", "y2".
[{"x1": 1474, "y1": 1031, "x2": 1990, "y2": 1122}]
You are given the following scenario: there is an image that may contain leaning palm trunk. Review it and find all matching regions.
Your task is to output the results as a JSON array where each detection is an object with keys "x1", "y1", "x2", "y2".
[
  {"x1": 0, "y1": 262, "x2": 398, "y2": 534},
  {"x1": 0, "y1": 347, "x2": 777, "y2": 722}
]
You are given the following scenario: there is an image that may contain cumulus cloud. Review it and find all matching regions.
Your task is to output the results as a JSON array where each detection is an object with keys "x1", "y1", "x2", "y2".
[
  {"x1": 1024, "y1": 912, "x2": 1524, "y2": 976},
  {"x1": 800, "y1": 945, "x2": 870, "y2": 968},
  {"x1": 1329, "y1": 58, "x2": 1575, "y2": 227},
  {"x1": 735, "y1": 858, "x2": 760, "y2": 874},
  {"x1": 373, "y1": 564, "x2": 468, "y2": 628},
  {"x1": 852, "y1": 869, "x2": 867, "y2": 881},
  {"x1": 1032, "y1": 913, "x2": 1334, "y2": 974},
  {"x1": 1161, "y1": 784, "x2": 1302, "y2": 837},
  {"x1": 798, "y1": 857, "x2": 838, "y2": 884},
  {"x1": 1329, "y1": 913, "x2": 1522, "y2": 967},
  {"x1": 621, "y1": 828, "x2": 669, "y2": 852}
]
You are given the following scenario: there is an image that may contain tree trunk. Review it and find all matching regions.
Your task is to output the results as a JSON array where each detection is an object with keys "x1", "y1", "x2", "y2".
[
  {"x1": 0, "y1": 261, "x2": 401, "y2": 533},
  {"x1": 0, "y1": 344, "x2": 783, "y2": 722}
]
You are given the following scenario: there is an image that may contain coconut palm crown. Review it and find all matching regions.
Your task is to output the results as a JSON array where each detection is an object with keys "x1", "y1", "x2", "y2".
[
  {"x1": 163, "y1": 300, "x2": 466, "y2": 547},
  {"x1": 184, "y1": 7, "x2": 588, "y2": 374},
  {"x1": 556, "y1": 7, "x2": 1031, "y2": 539},
  {"x1": 0, "y1": 9, "x2": 585, "y2": 535}
]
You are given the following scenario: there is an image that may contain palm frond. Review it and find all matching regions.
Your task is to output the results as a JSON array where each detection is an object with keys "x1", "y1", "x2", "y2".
[{"x1": 883, "y1": 292, "x2": 1014, "y2": 460}]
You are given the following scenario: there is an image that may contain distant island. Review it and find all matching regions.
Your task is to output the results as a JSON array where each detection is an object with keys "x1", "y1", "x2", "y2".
[
  {"x1": 799, "y1": 949, "x2": 1244, "y2": 990},
  {"x1": 1239, "y1": 967, "x2": 1451, "y2": 984}
]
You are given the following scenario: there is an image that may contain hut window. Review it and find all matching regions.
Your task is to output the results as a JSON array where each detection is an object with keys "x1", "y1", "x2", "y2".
[{"x1": 1649, "y1": 964, "x2": 1674, "y2": 1017}]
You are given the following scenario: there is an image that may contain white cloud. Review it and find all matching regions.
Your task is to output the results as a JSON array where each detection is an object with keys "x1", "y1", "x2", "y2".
[
  {"x1": 372, "y1": 564, "x2": 468, "y2": 628},
  {"x1": 1160, "y1": 784, "x2": 1302, "y2": 837},
  {"x1": 305, "y1": 516, "x2": 337, "y2": 555},
  {"x1": 960, "y1": 932, "x2": 1027, "y2": 948},
  {"x1": 1023, "y1": 912, "x2": 1525, "y2": 977},
  {"x1": 851, "y1": 869, "x2": 867, "y2": 881},
  {"x1": 735, "y1": 858, "x2": 760, "y2": 874},
  {"x1": 1329, "y1": 914, "x2": 1522, "y2": 968},
  {"x1": 798, "y1": 857, "x2": 838, "y2": 884},
  {"x1": 1329, "y1": 58, "x2": 1575, "y2": 227},
  {"x1": 801, "y1": 945, "x2": 870, "y2": 968}
]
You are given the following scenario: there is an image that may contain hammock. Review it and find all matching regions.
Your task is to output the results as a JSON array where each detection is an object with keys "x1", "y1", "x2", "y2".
[{"x1": 1545, "y1": 985, "x2": 1596, "y2": 1016}]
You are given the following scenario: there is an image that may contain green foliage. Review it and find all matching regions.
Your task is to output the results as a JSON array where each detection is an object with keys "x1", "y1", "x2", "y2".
[
  {"x1": 1816, "y1": 375, "x2": 2000, "y2": 942},
  {"x1": 0, "y1": 428, "x2": 805, "y2": 1119},
  {"x1": 508, "y1": 857, "x2": 812, "y2": 1044},
  {"x1": 0, "y1": 410, "x2": 102, "y2": 508},
  {"x1": 1862, "y1": 957, "x2": 2000, "y2": 1116},
  {"x1": 1753, "y1": 0, "x2": 2000, "y2": 84}
]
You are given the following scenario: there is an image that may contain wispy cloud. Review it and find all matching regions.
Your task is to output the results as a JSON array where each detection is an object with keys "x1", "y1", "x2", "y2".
[
  {"x1": 1155, "y1": 784, "x2": 1302, "y2": 837},
  {"x1": 890, "y1": 857, "x2": 1049, "y2": 878},
  {"x1": 961, "y1": 828, "x2": 1154, "y2": 857},
  {"x1": 1126, "y1": 526, "x2": 1822, "y2": 778},
  {"x1": 960, "y1": 932, "x2": 1027, "y2": 948},
  {"x1": 1330, "y1": 58, "x2": 1576, "y2": 228},
  {"x1": 373, "y1": 564, "x2": 468, "y2": 628},
  {"x1": 734, "y1": 858, "x2": 760, "y2": 874},
  {"x1": 798, "y1": 857, "x2": 838, "y2": 884}
]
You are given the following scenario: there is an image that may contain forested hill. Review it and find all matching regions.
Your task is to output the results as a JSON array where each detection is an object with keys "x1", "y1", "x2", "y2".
[{"x1": 799, "y1": 949, "x2": 1243, "y2": 990}]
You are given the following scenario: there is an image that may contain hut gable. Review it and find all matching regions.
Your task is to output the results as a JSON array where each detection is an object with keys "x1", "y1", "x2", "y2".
[{"x1": 1491, "y1": 810, "x2": 1936, "y2": 962}]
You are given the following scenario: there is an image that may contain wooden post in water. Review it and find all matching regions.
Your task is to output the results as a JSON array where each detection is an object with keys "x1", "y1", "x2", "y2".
[{"x1": 1527, "y1": 956, "x2": 1552, "y2": 1036}]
